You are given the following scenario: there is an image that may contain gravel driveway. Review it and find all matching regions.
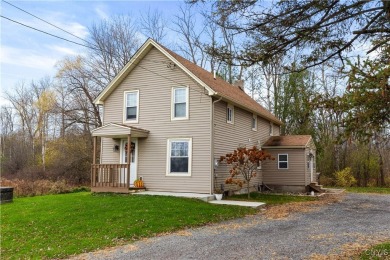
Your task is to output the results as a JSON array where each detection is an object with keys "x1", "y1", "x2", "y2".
[{"x1": 73, "y1": 193, "x2": 390, "y2": 260}]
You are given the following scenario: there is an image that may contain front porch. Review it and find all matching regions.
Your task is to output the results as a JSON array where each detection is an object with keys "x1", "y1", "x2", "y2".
[{"x1": 91, "y1": 123, "x2": 149, "y2": 193}]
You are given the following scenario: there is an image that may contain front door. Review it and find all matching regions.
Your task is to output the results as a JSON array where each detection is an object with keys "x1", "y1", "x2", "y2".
[{"x1": 121, "y1": 138, "x2": 138, "y2": 186}]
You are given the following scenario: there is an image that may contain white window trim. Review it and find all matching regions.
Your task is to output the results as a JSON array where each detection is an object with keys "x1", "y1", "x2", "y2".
[
  {"x1": 171, "y1": 86, "x2": 189, "y2": 121},
  {"x1": 123, "y1": 90, "x2": 139, "y2": 123},
  {"x1": 269, "y1": 122, "x2": 274, "y2": 136},
  {"x1": 278, "y1": 154, "x2": 288, "y2": 169},
  {"x1": 227, "y1": 104, "x2": 234, "y2": 124},
  {"x1": 252, "y1": 114, "x2": 257, "y2": 131},
  {"x1": 166, "y1": 138, "x2": 192, "y2": 176}
]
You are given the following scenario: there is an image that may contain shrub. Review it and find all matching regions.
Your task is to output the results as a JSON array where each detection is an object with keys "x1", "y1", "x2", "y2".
[
  {"x1": 319, "y1": 175, "x2": 335, "y2": 187},
  {"x1": 333, "y1": 167, "x2": 357, "y2": 187}
]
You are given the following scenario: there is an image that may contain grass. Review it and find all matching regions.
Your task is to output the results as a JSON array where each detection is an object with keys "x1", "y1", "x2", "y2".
[
  {"x1": 228, "y1": 192, "x2": 317, "y2": 205},
  {"x1": 0, "y1": 192, "x2": 255, "y2": 259},
  {"x1": 360, "y1": 242, "x2": 390, "y2": 259},
  {"x1": 345, "y1": 187, "x2": 390, "y2": 194}
]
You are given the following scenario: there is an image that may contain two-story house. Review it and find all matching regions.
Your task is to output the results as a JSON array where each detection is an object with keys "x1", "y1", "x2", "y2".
[{"x1": 90, "y1": 39, "x2": 317, "y2": 194}]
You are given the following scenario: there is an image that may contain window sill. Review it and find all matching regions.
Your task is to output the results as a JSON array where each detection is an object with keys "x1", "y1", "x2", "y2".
[
  {"x1": 166, "y1": 173, "x2": 191, "y2": 177},
  {"x1": 171, "y1": 117, "x2": 189, "y2": 121},
  {"x1": 123, "y1": 120, "x2": 139, "y2": 124}
]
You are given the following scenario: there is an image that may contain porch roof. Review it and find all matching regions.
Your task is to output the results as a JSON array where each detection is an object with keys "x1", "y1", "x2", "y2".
[
  {"x1": 91, "y1": 123, "x2": 149, "y2": 138},
  {"x1": 262, "y1": 135, "x2": 312, "y2": 149}
]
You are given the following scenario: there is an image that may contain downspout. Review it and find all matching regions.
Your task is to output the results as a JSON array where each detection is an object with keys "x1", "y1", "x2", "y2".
[{"x1": 211, "y1": 94, "x2": 223, "y2": 194}]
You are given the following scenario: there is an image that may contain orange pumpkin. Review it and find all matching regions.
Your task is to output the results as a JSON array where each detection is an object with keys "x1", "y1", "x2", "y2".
[{"x1": 134, "y1": 179, "x2": 144, "y2": 188}]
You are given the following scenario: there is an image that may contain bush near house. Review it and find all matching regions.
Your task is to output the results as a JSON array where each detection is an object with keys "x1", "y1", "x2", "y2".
[
  {"x1": 333, "y1": 167, "x2": 357, "y2": 187},
  {"x1": 219, "y1": 146, "x2": 274, "y2": 199}
]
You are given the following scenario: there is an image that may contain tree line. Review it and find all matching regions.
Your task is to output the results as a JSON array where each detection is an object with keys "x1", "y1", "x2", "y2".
[{"x1": 1, "y1": 1, "x2": 389, "y2": 190}]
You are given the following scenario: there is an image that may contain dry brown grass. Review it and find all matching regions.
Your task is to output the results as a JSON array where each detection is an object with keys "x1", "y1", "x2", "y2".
[
  {"x1": 309, "y1": 235, "x2": 390, "y2": 260},
  {"x1": 263, "y1": 194, "x2": 344, "y2": 219},
  {"x1": 0, "y1": 178, "x2": 86, "y2": 197}
]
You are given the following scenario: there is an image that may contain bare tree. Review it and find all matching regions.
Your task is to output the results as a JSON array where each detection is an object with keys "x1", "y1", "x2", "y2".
[
  {"x1": 56, "y1": 56, "x2": 102, "y2": 129},
  {"x1": 172, "y1": 5, "x2": 206, "y2": 67},
  {"x1": 140, "y1": 7, "x2": 168, "y2": 43},
  {"x1": 88, "y1": 15, "x2": 142, "y2": 89}
]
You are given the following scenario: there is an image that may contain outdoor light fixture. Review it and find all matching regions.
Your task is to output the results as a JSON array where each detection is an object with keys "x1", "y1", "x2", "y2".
[
  {"x1": 214, "y1": 158, "x2": 219, "y2": 170},
  {"x1": 214, "y1": 159, "x2": 219, "y2": 167},
  {"x1": 113, "y1": 145, "x2": 119, "y2": 152}
]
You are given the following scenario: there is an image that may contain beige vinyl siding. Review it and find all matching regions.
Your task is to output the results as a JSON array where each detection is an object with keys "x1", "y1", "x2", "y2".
[
  {"x1": 213, "y1": 100, "x2": 274, "y2": 191},
  {"x1": 258, "y1": 117, "x2": 274, "y2": 144},
  {"x1": 101, "y1": 138, "x2": 120, "y2": 163},
  {"x1": 102, "y1": 47, "x2": 211, "y2": 193},
  {"x1": 273, "y1": 124, "x2": 281, "y2": 136},
  {"x1": 262, "y1": 148, "x2": 306, "y2": 186},
  {"x1": 305, "y1": 138, "x2": 317, "y2": 184}
]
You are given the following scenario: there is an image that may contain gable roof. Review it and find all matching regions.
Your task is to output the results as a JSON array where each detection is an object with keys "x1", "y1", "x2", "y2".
[
  {"x1": 94, "y1": 38, "x2": 282, "y2": 125},
  {"x1": 262, "y1": 135, "x2": 312, "y2": 148}
]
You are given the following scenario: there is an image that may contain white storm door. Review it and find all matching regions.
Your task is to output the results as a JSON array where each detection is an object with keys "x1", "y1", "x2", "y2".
[{"x1": 120, "y1": 138, "x2": 138, "y2": 186}]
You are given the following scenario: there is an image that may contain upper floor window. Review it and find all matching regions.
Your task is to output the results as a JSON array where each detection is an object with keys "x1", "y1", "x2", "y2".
[
  {"x1": 172, "y1": 87, "x2": 189, "y2": 120},
  {"x1": 124, "y1": 90, "x2": 139, "y2": 123},
  {"x1": 269, "y1": 122, "x2": 274, "y2": 136},
  {"x1": 227, "y1": 104, "x2": 234, "y2": 124},
  {"x1": 278, "y1": 154, "x2": 288, "y2": 169},
  {"x1": 252, "y1": 114, "x2": 257, "y2": 131}
]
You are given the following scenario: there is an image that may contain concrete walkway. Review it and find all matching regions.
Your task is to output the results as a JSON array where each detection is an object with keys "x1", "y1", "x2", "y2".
[
  {"x1": 133, "y1": 191, "x2": 265, "y2": 208},
  {"x1": 133, "y1": 191, "x2": 215, "y2": 202},
  {"x1": 209, "y1": 200, "x2": 265, "y2": 208}
]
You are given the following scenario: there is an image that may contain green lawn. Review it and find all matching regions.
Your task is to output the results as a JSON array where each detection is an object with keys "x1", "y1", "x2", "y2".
[
  {"x1": 345, "y1": 187, "x2": 390, "y2": 194},
  {"x1": 0, "y1": 192, "x2": 255, "y2": 259},
  {"x1": 361, "y1": 242, "x2": 390, "y2": 259},
  {"x1": 229, "y1": 192, "x2": 317, "y2": 205}
]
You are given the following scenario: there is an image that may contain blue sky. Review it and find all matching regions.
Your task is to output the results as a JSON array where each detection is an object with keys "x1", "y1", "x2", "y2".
[{"x1": 0, "y1": 0, "x2": 184, "y2": 103}]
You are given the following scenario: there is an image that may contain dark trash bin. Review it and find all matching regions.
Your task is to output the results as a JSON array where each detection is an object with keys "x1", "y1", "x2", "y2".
[{"x1": 0, "y1": 187, "x2": 14, "y2": 204}]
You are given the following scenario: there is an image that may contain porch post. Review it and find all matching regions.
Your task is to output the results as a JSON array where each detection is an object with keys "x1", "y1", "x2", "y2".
[
  {"x1": 92, "y1": 136, "x2": 97, "y2": 188},
  {"x1": 93, "y1": 136, "x2": 97, "y2": 165},
  {"x1": 127, "y1": 134, "x2": 131, "y2": 189}
]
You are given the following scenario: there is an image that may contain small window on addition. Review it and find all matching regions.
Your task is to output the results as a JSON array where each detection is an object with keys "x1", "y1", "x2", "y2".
[
  {"x1": 269, "y1": 122, "x2": 274, "y2": 136},
  {"x1": 227, "y1": 104, "x2": 234, "y2": 124},
  {"x1": 278, "y1": 154, "x2": 288, "y2": 169},
  {"x1": 252, "y1": 114, "x2": 257, "y2": 131}
]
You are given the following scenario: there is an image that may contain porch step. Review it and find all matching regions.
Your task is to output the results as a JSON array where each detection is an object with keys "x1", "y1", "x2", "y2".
[
  {"x1": 309, "y1": 182, "x2": 325, "y2": 193},
  {"x1": 128, "y1": 187, "x2": 146, "y2": 193}
]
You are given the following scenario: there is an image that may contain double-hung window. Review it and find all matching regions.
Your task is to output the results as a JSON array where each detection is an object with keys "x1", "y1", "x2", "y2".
[
  {"x1": 167, "y1": 138, "x2": 192, "y2": 176},
  {"x1": 124, "y1": 90, "x2": 139, "y2": 122},
  {"x1": 278, "y1": 154, "x2": 288, "y2": 169},
  {"x1": 172, "y1": 87, "x2": 188, "y2": 120},
  {"x1": 227, "y1": 104, "x2": 234, "y2": 124}
]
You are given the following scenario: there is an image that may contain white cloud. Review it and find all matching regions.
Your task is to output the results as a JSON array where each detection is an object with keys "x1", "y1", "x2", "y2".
[
  {"x1": 62, "y1": 22, "x2": 89, "y2": 39},
  {"x1": 47, "y1": 45, "x2": 79, "y2": 56},
  {"x1": 1, "y1": 46, "x2": 57, "y2": 71}
]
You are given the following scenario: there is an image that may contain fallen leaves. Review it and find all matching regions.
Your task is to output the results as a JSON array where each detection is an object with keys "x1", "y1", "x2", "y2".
[{"x1": 263, "y1": 194, "x2": 344, "y2": 219}]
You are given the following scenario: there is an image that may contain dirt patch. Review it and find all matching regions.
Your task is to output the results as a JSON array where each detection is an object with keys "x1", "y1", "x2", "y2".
[{"x1": 264, "y1": 194, "x2": 344, "y2": 219}]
